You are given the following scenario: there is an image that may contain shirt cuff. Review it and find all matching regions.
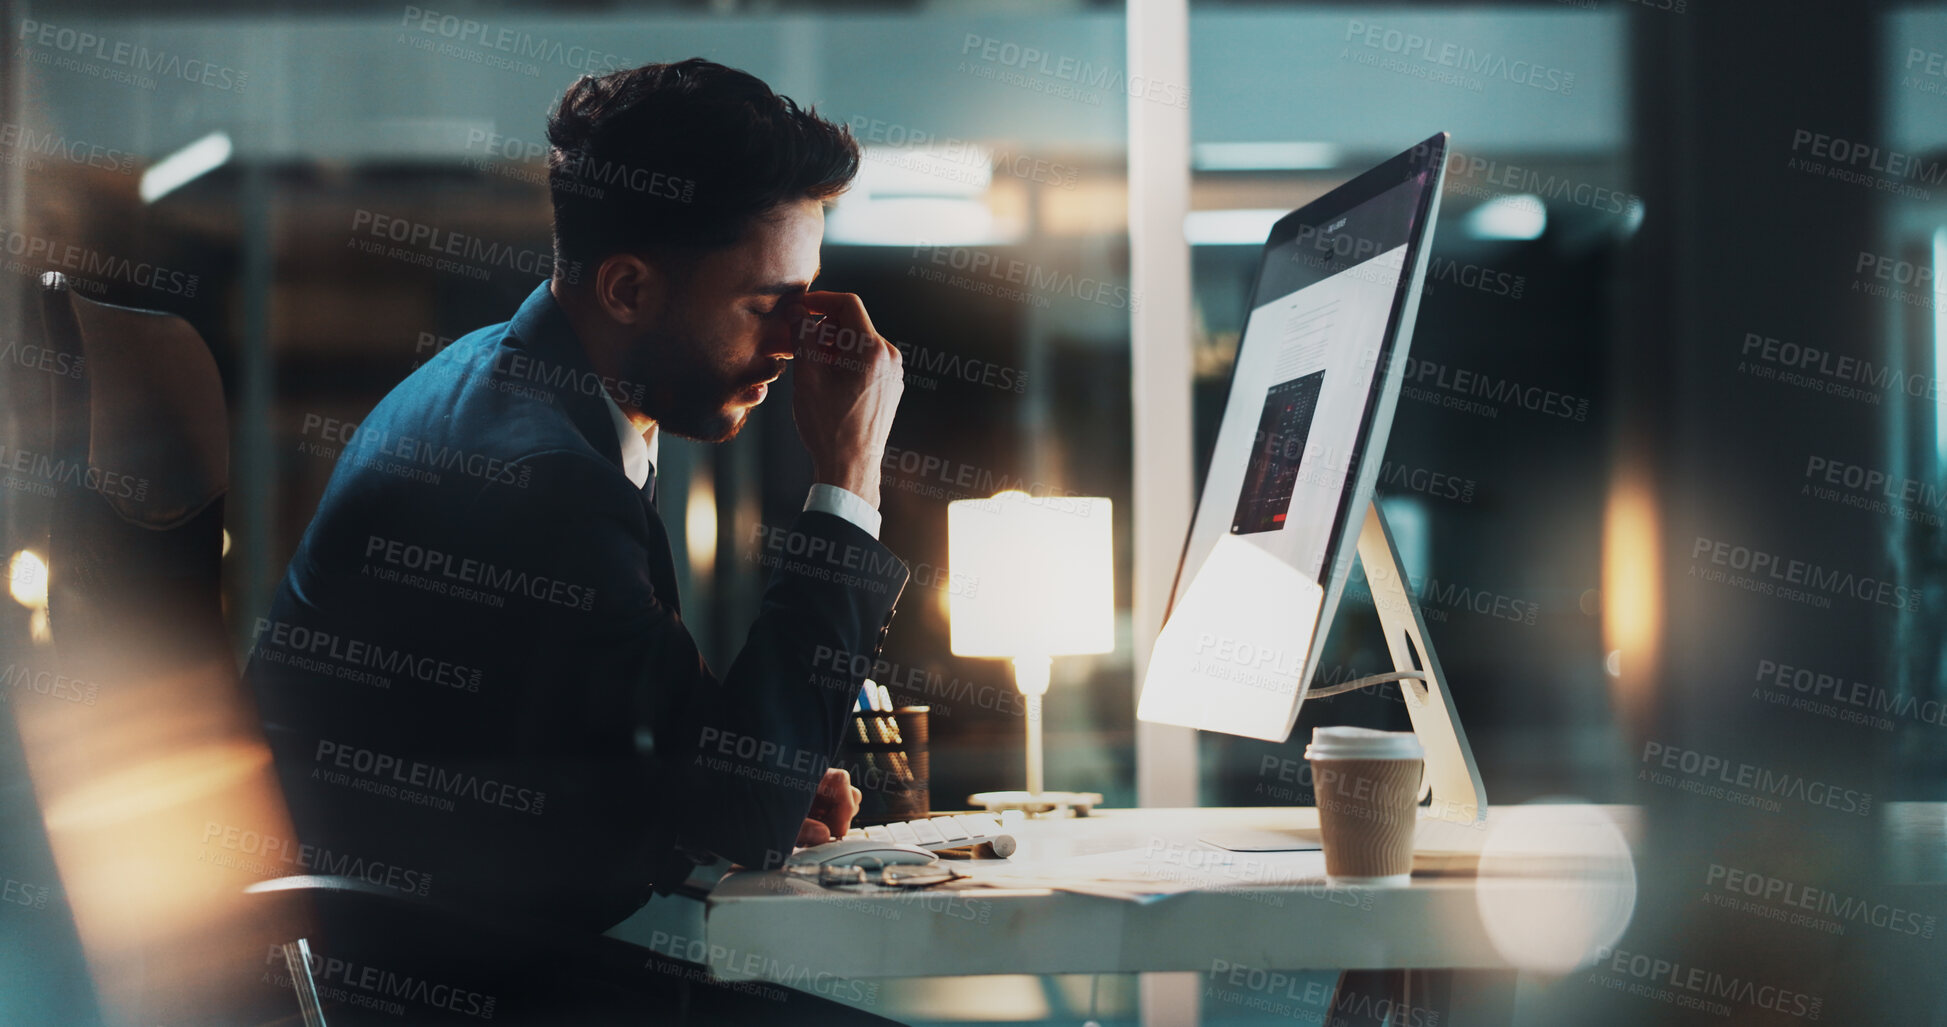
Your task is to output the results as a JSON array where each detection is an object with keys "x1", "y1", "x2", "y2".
[{"x1": 804, "y1": 483, "x2": 881, "y2": 539}]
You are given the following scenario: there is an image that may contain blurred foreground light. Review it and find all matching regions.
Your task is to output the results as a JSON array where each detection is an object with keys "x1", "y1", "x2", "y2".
[
  {"x1": 30, "y1": 607, "x2": 50, "y2": 643},
  {"x1": 1184, "y1": 208, "x2": 1288, "y2": 246},
  {"x1": 139, "y1": 131, "x2": 233, "y2": 204},
  {"x1": 10, "y1": 549, "x2": 48, "y2": 607},
  {"x1": 1605, "y1": 649, "x2": 1622, "y2": 678},
  {"x1": 1191, "y1": 141, "x2": 1342, "y2": 171},
  {"x1": 221, "y1": 529, "x2": 232, "y2": 557},
  {"x1": 41, "y1": 740, "x2": 270, "y2": 832},
  {"x1": 1474, "y1": 803, "x2": 1637, "y2": 973},
  {"x1": 1464, "y1": 195, "x2": 1547, "y2": 240},
  {"x1": 16, "y1": 656, "x2": 301, "y2": 1023}
]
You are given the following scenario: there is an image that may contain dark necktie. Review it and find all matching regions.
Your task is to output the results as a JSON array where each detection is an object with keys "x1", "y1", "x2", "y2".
[{"x1": 637, "y1": 464, "x2": 680, "y2": 615}]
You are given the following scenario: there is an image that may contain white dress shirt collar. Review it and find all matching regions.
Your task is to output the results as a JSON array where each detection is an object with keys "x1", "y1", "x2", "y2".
[{"x1": 600, "y1": 389, "x2": 657, "y2": 489}]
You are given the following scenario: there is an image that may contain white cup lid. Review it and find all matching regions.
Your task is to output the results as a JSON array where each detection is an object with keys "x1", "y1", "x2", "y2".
[{"x1": 1304, "y1": 726, "x2": 1424, "y2": 761}]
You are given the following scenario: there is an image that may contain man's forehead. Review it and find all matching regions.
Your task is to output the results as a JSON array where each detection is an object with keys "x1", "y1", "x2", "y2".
[{"x1": 740, "y1": 202, "x2": 825, "y2": 292}]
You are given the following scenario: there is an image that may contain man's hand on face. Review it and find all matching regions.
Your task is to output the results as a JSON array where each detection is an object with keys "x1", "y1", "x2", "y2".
[
  {"x1": 788, "y1": 292, "x2": 904, "y2": 510},
  {"x1": 796, "y1": 767, "x2": 863, "y2": 846}
]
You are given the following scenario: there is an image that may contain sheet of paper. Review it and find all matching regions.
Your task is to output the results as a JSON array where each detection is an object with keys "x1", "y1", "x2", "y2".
[{"x1": 956, "y1": 845, "x2": 1332, "y2": 905}]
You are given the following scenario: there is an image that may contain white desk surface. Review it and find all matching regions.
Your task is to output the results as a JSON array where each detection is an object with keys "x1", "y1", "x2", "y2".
[{"x1": 677, "y1": 805, "x2": 1643, "y2": 982}]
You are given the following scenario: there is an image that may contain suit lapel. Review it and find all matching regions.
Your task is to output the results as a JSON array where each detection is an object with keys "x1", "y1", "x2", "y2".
[{"x1": 638, "y1": 487, "x2": 683, "y2": 617}]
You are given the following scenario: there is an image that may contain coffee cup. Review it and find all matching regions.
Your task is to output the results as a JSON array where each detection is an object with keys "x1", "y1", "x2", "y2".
[{"x1": 1304, "y1": 727, "x2": 1425, "y2": 887}]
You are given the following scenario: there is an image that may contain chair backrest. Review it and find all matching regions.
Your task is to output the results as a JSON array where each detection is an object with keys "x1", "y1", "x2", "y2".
[
  {"x1": 20, "y1": 272, "x2": 310, "y2": 1026},
  {"x1": 39, "y1": 271, "x2": 230, "y2": 674}
]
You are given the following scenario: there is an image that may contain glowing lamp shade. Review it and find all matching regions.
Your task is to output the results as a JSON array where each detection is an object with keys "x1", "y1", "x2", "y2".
[
  {"x1": 948, "y1": 490, "x2": 1113, "y2": 810},
  {"x1": 948, "y1": 492, "x2": 1114, "y2": 660}
]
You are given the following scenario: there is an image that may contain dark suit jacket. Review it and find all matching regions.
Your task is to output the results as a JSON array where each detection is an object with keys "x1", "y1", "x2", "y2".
[{"x1": 246, "y1": 282, "x2": 908, "y2": 931}]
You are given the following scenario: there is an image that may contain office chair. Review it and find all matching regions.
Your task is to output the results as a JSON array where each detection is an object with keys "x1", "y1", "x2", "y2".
[
  {"x1": 31, "y1": 273, "x2": 695, "y2": 1026},
  {"x1": 26, "y1": 271, "x2": 333, "y2": 1025}
]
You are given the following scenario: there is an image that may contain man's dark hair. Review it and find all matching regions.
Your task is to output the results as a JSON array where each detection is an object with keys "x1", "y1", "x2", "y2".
[{"x1": 545, "y1": 58, "x2": 860, "y2": 270}]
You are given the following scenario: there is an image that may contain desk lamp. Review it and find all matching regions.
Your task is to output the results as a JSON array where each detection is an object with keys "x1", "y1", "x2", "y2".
[{"x1": 948, "y1": 490, "x2": 1113, "y2": 814}]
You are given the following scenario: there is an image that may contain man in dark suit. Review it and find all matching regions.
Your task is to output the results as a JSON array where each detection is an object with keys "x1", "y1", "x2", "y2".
[{"x1": 246, "y1": 56, "x2": 909, "y2": 961}]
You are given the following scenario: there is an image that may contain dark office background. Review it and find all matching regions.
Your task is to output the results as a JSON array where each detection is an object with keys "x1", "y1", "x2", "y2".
[{"x1": 2, "y1": 1, "x2": 1943, "y2": 1024}]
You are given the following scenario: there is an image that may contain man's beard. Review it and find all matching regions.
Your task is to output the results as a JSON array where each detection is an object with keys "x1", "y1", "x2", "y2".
[{"x1": 625, "y1": 322, "x2": 772, "y2": 443}]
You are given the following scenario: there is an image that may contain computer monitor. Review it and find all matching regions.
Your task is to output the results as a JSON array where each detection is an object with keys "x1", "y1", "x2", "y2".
[{"x1": 1138, "y1": 135, "x2": 1469, "y2": 771}]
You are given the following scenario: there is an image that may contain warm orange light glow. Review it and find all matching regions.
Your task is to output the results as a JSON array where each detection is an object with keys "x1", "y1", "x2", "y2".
[
  {"x1": 1602, "y1": 472, "x2": 1663, "y2": 730},
  {"x1": 685, "y1": 466, "x2": 718, "y2": 576}
]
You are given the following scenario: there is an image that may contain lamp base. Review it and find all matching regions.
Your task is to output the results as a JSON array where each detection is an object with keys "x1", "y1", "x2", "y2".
[{"x1": 968, "y1": 790, "x2": 1103, "y2": 816}]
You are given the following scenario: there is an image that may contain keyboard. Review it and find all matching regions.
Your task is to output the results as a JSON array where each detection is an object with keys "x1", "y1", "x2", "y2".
[{"x1": 849, "y1": 812, "x2": 1018, "y2": 857}]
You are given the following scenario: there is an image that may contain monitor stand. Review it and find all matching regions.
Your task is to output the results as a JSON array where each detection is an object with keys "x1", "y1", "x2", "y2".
[{"x1": 1201, "y1": 501, "x2": 1489, "y2": 853}]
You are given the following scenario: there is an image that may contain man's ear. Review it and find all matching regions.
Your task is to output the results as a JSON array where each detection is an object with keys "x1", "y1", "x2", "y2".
[{"x1": 593, "y1": 253, "x2": 662, "y2": 326}]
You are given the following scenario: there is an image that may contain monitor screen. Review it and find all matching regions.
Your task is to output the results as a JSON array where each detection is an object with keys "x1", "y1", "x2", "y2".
[{"x1": 1138, "y1": 135, "x2": 1446, "y2": 742}]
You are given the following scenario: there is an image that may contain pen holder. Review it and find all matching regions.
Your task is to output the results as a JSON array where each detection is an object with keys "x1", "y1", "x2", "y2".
[{"x1": 844, "y1": 706, "x2": 929, "y2": 825}]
